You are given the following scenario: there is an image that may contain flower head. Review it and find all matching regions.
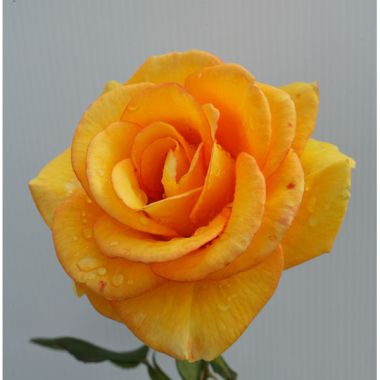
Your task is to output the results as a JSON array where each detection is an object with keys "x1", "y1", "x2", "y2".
[{"x1": 29, "y1": 50, "x2": 354, "y2": 361}]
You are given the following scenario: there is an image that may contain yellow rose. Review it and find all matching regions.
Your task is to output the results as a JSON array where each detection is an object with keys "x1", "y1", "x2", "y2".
[{"x1": 29, "y1": 50, "x2": 355, "y2": 361}]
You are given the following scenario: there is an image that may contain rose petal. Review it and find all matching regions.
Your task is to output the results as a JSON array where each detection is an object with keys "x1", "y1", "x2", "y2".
[
  {"x1": 87, "y1": 121, "x2": 176, "y2": 236},
  {"x1": 151, "y1": 153, "x2": 266, "y2": 281},
  {"x1": 131, "y1": 121, "x2": 194, "y2": 171},
  {"x1": 258, "y1": 83, "x2": 296, "y2": 177},
  {"x1": 190, "y1": 143, "x2": 235, "y2": 226},
  {"x1": 121, "y1": 83, "x2": 213, "y2": 155},
  {"x1": 282, "y1": 139, "x2": 355, "y2": 268},
  {"x1": 144, "y1": 188, "x2": 202, "y2": 236},
  {"x1": 112, "y1": 247, "x2": 283, "y2": 361},
  {"x1": 280, "y1": 82, "x2": 319, "y2": 155},
  {"x1": 162, "y1": 143, "x2": 206, "y2": 197},
  {"x1": 185, "y1": 64, "x2": 271, "y2": 165},
  {"x1": 52, "y1": 191, "x2": 164, "y2": 300},
  {"x1": 29, "y1": 148, "x2": 80, "y2": 227},
  {"x1": 72, "y1": 83, "x2": 152, "y2": 193},
  {"x1": 127, "y1": 50, "x2": 222, "y2": 86},
  {"x1": 94, "y1": 207, "x2": 229, "y2": 263},
  {"x1": 112, "y1": 159, "x2": 148, "y2": 209},
  {"x1": 209, "y1": 150, "x2": 304, "y2": 280}
]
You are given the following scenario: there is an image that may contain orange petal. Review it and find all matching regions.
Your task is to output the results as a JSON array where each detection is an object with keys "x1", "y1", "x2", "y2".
[
  {"x1": 152, "y1": 153, "x2": 266, "y2": 281},
  {"x1": 258, "y1": 83, "x2": 296, "y2": 177},
  {"x1": 85, "y1": 289, "x2": 122, "y2": 322},
  {"x1": 185, "y1": 64, "x2": 271, "y2": 165},
  {"x1": 144, "y1": 188, "x2": 202, "y2": 236},
  {"x1": 86, "y1": 121, "x2": 176, "y2": 236},
  {"x1": 202, "y1": 103, "x2": 220, "y2": 138},
  {"x1": 280, "y1": 82, "x2": 319, "y2": 155},
  {"x1": 52, "y1": 191, "x2": 164, "y2": 300},
  {"x1": 190, "y1": 143, "x2": 235, "y2": 226},
  {"x1": 127, "y1": 50, "x2": 222, "y2": 86},
  {"x1": 140, "y1": 137, "x2": 180, "y2": 199},
  {"x1": 72, "y1": 83, "x2": 152, "y2": 193},
  {"x1": 282, "y1": 139, "x2": 355, "y2": 268},
  {"x1": 113, "y1": 247, "x2": 283, "y2": 361},
  {"x1": 162, "y1": 143, "x2": 206, "y2": 197},
  {"x1": 94, "y1": 207, "x2": 230, "y2": 263},
  {"x1": 121, "y1": 83, "x2": 213, "y2": 154},
  {"x1": 209, "y1": 150, "x2": 304, "y2": 280},
  {"x1": 131, "y1": 121, "x2": 194, "y2": 170},
  {"x1": 112, "y1": 159, "x2": 148, "y2": 209},
  {"x1": 29, "y1": 148, "x2": 81, "y2": 227},
  {"x1": 101, "y1": 80, "x2": 122, "y2": 94}
]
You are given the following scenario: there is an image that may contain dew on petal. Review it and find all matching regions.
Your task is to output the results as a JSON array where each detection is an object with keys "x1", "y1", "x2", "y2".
[
  {"x1": 96, "y1": 168, "x2": 105, "y2": 177},
  {"x1": 82, "y1": 227, "x2": 93, "y2": 239},
  {"x1": 112, "y1": 274, "x2": 124, "y2": 287},
  {"x1": 110, "y1": 241, "x2": 119, "y2": 247},
  {"x1": 77, "y1": 256, "x2": 101, "y2": 271},
  {"x1": 218, "y1": 303, "x2": 230, "y2": 311},
  {"x1": 97, "y1": 267, "x2": 107, "y2": 276}
]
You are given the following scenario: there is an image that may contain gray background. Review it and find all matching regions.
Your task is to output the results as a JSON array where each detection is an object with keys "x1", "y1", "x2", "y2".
[{"x1": 4, "y1": 0, "x2": 376, "y2": 379}]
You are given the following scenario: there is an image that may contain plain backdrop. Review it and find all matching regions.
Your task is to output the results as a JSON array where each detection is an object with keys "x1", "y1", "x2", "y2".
[{"x1": 4, "y1": 1, "x2": 376, "y2": 379}]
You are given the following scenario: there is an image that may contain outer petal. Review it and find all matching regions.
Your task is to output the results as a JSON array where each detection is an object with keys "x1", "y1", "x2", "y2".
[
  {"x1": 258, "y1": 83, "x2": 296, "y2": 177},
  {"x1": 281, "y1": 82, "x2": 319, "y2": 155},
  {"x1": 86, "y1": 121, "x2": 176, "y2": 237},
  {"x1": 29, "y1": 148, "x2": 80, "y2": 227},
  {"x1": 52, "y1": 191, "x2": 163, "y2": 300},
  {"x1": 72, "y1": 83, "x2": 153, "y2": 194},
  {"x1": 185, "y1": 64, "x2": 271, "y2": 165},
  {"x1": 94, "y1": 207, "x2": 229, "y2": 263},
  {"x1": 209, "y1": 150, "x2": 304, "y2": 280},
  {"x1": 86, "y1": 289, "x2": 122, "y2": 323},
  {"x1": 126, "y1": 50, "x2": 222, "y2": 86},
  {"x1": 151, "y1": 153, "x2": 266, "y2": 281},
  {"x1": 112, "y1": 247, "x2": 283, "y2": 361},
  {"x1": 282, "y1": 139, "x2": 355, "y2": 268}
]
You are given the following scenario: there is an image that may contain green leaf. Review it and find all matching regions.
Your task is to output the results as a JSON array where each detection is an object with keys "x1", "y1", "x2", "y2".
[
  {"x1": 176, "y1": 360, "x2": 204, "y2": 380},
  {"x1": 147, "y1": 354, "x2": 172, "y2": 380},
  {"x1": 210, "y1": 356, "x2": 237, "y2": 379},
  {"x1": 31, "y1": 337, "x2": 148, "y2": 369}
]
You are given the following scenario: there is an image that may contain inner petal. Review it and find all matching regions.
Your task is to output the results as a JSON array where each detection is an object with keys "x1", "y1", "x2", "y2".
[
  {"x1": 131, "y1": 121, "x2": 194, "y2": 171},
  {"x1": 140, "y1": 137, "x2": 188, "y2": 200},
  {"x1": 162, "y1": 143, "x2": 206, "y2": 198},
  {"x1": 112, "y1": 158, "x2": 148, "y2": 209}
]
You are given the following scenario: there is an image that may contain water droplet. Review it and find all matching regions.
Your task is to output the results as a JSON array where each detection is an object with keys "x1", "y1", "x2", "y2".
[
  {"x1": 82, "y1": 228, "x2": 93, "y2": 239},
  {"x1": 86, "y1": 197, "x2": 93, "y2": 204},
  {"x1": 82, "y1": 218, "x2": 88, "y2": 224},
  {"x1": 72, "y1": 235, "x2": 78, "y2": 241},
  {"x1": 97, "y1": 267, "x2": 107, "y2": 276},
  {"x1": 77, "y1": 257, "x2": 101, "y2": 271},
  {"x1": 65, "y1": 182, "x2": 76, "y2": 194},
  {"x1": 87, "y1": 273, "x2": 96, "y2": 280},
  {"x1": 127, "y1": 279, "x2": 134, "y2": 285},
  {"x1": 96, "y1": 168, "x2": 105, "y2": 177},
  {"x1": 342, "y1": 190, "x2": 351, "y2": 200},
  {"x1": 110, "y1": 241, "x2": 119, "y2": 247},
  {"x1": 112, "y1": 274, "x2": 124, "y2": 287},
  {"x1": 81, "y1": 211, "x2": 86, "y2": 216},
  {"x1": 218, "y1": 303, "x2": 230, "y2": 311},
  {"x1": 127, "y1": 102, "x2": 139, "y2": 111}
]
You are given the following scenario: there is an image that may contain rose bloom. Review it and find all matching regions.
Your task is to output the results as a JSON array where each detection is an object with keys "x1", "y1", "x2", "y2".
[{"x1": 29, "y1": 50, "x2": 354, "y2": 361}]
